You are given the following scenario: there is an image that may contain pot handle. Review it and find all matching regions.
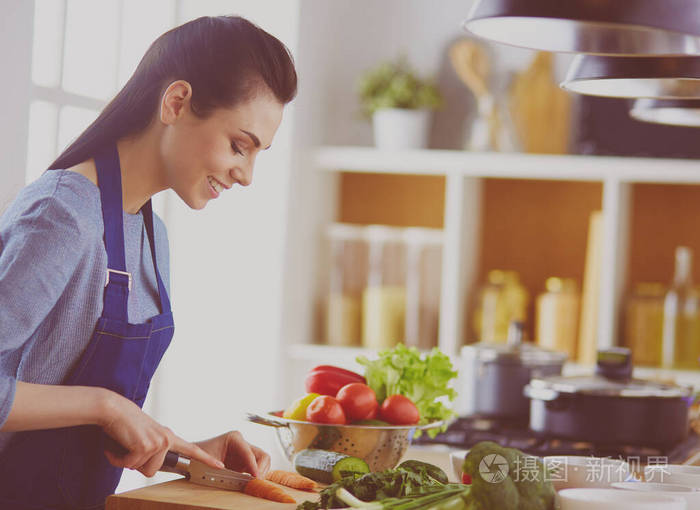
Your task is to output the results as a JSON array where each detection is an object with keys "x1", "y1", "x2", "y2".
[
  {"x1": 246, "y1": 412, "x2": 290, "y2": 428},
  {"x1": 523, "y1": 385, "x2": 560, "y2": 402}
]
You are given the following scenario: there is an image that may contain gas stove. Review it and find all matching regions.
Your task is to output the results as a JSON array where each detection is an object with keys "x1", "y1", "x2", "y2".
[{"x1": 413, "y1": 416, "x2": 700, "y2": 465}]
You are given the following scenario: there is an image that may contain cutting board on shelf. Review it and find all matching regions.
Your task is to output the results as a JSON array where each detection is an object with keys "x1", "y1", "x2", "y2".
[{"x1": 106, "y1": 479, "x2": 319, "y2": 510}]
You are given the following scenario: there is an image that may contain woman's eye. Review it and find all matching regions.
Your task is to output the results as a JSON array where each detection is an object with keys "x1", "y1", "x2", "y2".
[{"x1": 231, "y1": 142, "x2": 243, "y2": 155}]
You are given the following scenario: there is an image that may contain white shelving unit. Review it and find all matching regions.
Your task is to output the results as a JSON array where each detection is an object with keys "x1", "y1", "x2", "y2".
[{"x1": 282, "y1": 145, "x2": 700, "y2": 399}]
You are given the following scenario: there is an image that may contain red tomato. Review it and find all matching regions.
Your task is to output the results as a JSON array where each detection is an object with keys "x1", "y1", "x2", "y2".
[
  {"x1": 461, "y1": 473, "x2": 472, "y2": 484},
  {"x1": 305, "y1": 395, "x2": 346, "y2": 424},
  {"x1": 336, "y1": 383, "x2": 378, "y2": 421},
  {"x1": 379, "y1": 394, "x2": 420, "y2": 425}
]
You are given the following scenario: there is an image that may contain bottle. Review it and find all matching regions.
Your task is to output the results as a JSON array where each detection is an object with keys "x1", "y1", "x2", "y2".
[
  {"x1": 535, "y1": 277, "x2": 580, "y2": 360},
  {"x1": 474, "y1": 270, "x2": 529, "y2": 343},
  {"x1": 624, "y1": 282, "x2": 665, "y2": 367},
  {"x1": 662, "y1": 246, "x2": 700, "y2": 369}
]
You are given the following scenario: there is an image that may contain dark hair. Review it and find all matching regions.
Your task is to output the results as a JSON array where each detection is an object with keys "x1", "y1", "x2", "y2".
[{"x1": 49, "y1": 16, "x2": 297, "y2": 170}]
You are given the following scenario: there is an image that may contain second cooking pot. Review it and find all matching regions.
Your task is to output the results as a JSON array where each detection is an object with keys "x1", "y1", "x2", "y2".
[
  {"x1": 525, "y1": 348, "x2": 692, "y2": 447},
  {"x1": 459, "y1": 322, "x2": 567, "y2": 421}
]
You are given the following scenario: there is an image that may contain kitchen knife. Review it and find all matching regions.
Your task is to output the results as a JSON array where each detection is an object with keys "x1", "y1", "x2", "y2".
[{"x1": 160, "y1": 450, "x2": 253, "y2": 491}]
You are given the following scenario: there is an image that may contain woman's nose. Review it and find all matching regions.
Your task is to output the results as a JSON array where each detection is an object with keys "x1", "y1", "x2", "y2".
[{"x1": 230, "y1": 165, "x2": 253, "y2": 187}]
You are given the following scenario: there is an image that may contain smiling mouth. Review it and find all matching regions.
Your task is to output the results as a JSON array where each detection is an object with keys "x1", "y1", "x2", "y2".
[{"x1": 207, "y1": 176, "x2": 226, "y2": 194}]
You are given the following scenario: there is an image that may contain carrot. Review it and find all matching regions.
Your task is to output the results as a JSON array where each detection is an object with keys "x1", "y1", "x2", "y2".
[
  {"x1": 244, "y1": 478, "x2": 296, "y2": 504},
  {"x1": 265, "y1": 470, "x2": 317, "y2": 491}
]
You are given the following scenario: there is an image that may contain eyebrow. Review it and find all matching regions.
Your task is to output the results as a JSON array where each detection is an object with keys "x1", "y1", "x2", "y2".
[{"x1": 240, "y1": 129, "x2": 271, "y2": 150}]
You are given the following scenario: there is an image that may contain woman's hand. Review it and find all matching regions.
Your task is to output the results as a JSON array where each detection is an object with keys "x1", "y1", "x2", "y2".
[
  {"x1": 196, "y1": 431, "x2": 271, "y2": 478},
  {"x1": 99, "y1": 391, "x2": 225, "y2": 477}
]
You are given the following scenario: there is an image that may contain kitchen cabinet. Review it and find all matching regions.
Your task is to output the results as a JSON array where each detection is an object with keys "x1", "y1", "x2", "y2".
[{"x1": 280, "y1": 146, "x2": 700, "y2": 405}]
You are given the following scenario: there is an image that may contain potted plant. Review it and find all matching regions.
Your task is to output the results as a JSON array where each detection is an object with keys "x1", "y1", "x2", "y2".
[{"x1": 358, "y1": 58, "x2": 442, "y2": 149}]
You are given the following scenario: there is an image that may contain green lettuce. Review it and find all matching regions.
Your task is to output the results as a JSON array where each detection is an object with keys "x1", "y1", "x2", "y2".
[{"x1": 356, "y1": 344, "x2": 458, "y2": 437}]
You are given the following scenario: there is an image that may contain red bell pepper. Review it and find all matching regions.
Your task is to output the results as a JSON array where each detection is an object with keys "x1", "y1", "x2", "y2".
[{"x1": 304, "y1": 365, "x2": 366, "y2": 397}]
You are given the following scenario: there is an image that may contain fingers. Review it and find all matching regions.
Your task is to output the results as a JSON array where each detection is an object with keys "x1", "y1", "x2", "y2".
[
  {"x1": 173, "y1": 435, "x2": 225, "y2": 470},
  {"x1": 137, "y1": 446, "x2": 170, "y2": 477},
  {"x1": 252, "y1": 445, "x2": 271, "y2": 478},
  {"x1": 224, "y1": 431, "x2": 270, "y2": 478}
]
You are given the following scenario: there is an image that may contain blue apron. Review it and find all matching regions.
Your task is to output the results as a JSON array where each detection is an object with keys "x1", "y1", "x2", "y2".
[{"x1": 0, "y1": 145, "x2": 174, "y2": 509}]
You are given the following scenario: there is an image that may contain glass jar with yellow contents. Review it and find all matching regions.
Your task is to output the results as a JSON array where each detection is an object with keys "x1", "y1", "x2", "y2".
[
  {"x1": 473, "y1": 270, "x2": 529, "y2": 343},
  {"x1": 325, "y1": 223, "x2": 368, "y2": 346},
  {"x1": 535, "y1": 277, "x2": 580, "y2": 360},
  {"x1": 362, "y1": 226, "x2": 406, "y2": 349}
]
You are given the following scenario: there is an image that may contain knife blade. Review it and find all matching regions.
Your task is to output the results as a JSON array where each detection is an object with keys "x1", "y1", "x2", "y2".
[{"x1": 160, "y1": 450, "x2": 253, "y2": 491}]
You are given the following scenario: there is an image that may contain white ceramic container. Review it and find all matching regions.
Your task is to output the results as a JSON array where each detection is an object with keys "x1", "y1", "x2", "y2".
[
  {"x1": 612, "y1": 481, "x2": 700, "y2": 509},
  {"x1": 558, "y1": 487, "x2": 686, "y2": 510},
  {"x1": 646, "y1": 465, "x2": 700, "y2": 489},
  {"x1": 449, "y1": 449, "x2": 469, "y2": 481},
  {"x1": 543, "y1": 455, "x2": 630, "y2": 491}
]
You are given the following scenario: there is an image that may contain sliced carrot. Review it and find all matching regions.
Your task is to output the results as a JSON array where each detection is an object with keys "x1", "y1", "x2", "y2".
[
  {"x1": 265, "y1": 470, "x2": 317, "y2": 491},
  {"x1": 244, "y1": 478, "x2": 296, "y2": 504}
]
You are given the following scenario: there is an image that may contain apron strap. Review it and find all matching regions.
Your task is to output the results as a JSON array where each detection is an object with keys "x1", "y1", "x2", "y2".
[
  {"x1": 95, "y1": 144, "x2": 172, "y2": 320},
  {"x1": 141, "y1": 200, "x2": 171, "y2": 313},
  {"x1": 95, "y1": 145, "x2": 129, "y2": 321}
]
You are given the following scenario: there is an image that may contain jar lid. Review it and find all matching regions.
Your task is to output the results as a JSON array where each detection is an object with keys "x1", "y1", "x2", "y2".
[
  {"x1": 461, "y1": 341, "x2": 568, "y2": 366},
  {"x1": 527, "y1": 374, "x2": 692, "y2": 398}
]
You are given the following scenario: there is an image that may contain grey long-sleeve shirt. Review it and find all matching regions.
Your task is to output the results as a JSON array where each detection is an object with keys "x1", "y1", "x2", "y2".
[{"x1": 0, "y1": 169, "x2": 169, "y2": 452}]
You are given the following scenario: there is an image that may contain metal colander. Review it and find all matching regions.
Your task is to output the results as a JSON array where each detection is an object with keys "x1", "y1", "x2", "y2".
[{"x1": 247, "y1": 412, "x2": 444, "y2": 472}]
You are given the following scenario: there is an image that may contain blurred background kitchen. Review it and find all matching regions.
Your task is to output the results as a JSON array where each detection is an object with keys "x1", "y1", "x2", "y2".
[{"x1": 4, "y1": 0, "x2": 700, "y2": 492}]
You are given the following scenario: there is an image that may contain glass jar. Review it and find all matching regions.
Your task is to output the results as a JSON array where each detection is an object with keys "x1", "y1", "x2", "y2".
[
  {"x1": 624, "y1": 282, "x2": 665, "y2": 367},
  {"x1": 403, "y1": 227, "x2": 443, "y2": 350},
  {"x1": 362, "y1": 225, "x2": 406, "y2": 349},
  {"x1": 325, "y1": 223, "x2": 368, "y2": 346},
  {"x1": 473, "y1": 270, "x2": 529, "y2": 343},
  {"x1": 535, "y1": 277, "x2": 580, "y2": 360}
]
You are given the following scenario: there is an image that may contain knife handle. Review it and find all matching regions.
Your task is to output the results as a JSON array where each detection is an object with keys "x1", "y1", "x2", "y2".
[
  {"x1": 162, "y1": 450, "x2": 180, "y2": 469},
  {"x1": 160, "y1": 450, "x2": 191, "y2": 476}
]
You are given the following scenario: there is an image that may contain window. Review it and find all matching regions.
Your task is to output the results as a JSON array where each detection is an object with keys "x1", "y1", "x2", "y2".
[{"x1": 26, "y1": 0, "x2": 176, "y2": 183}]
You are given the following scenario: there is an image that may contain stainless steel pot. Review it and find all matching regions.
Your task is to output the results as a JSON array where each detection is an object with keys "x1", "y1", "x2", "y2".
[
  {"x1": 524, "y1": 348, "x2": 693, "y2": 446},
  {"x1": 459, "y1": 322, "x2": 567, "y2": 421}
]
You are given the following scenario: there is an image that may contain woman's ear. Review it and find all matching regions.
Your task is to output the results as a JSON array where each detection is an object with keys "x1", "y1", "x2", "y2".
[{"x1": 160, "y1": 80, "x2": 193, "y2": 125}]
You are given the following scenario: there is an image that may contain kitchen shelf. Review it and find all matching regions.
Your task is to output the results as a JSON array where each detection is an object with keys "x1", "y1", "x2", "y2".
[
  {"x1": 314, "y1": 146, "x2": 700, "y2": 184},
  {"x1": 281, "y1": 145, "x2": 700, "y2": 406}
]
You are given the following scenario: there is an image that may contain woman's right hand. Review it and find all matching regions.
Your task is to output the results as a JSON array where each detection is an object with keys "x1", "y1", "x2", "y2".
[{"x1": 99, "y1": 391, "x2": 224, "y2": 477}]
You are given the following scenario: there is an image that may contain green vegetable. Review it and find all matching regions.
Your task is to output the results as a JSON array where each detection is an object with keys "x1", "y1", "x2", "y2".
[
  {"x1": 294, "y1": 449, "x2": 370, "y2": 484},
  {"x1": 461, "y1": 441, "x2": 556, "y2": 510},
  {"x1": 357, "y1": 57, "x2": 443, "y2": 118},
  {"x1": 356, "y1": 344, "x2": 458, "y2": 437},
  {"x1": 397, "y1": 460, "x2": 449, "y2": 484},
  {"x1": 297, "y1": 465, "x2": 469, "y2": 510},
  {"x1": 334, "y1": 486, "x2": 470, "y2": 510}
]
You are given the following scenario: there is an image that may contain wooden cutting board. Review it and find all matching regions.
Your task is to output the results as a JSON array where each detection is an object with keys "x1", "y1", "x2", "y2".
[
  {"x1": 106, "y1": 447, "x2": 453, "y2": 510},
  {"x1": 106, "y1": 478, "x2": 319, "y2": 510}
]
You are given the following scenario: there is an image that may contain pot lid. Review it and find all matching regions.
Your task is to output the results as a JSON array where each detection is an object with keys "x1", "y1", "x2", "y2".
[
  {"x1": 462, "y1": 341, "x2": 568, "y2": 366},
  {"x1": 527, "y1": 374, "x2": 692, "y2": 399},
  {"x1": 462, "y1": 322, "x2": 567, "y2": 366}
]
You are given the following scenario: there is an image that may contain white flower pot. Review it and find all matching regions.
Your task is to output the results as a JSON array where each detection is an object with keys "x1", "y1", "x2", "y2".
[{"x1": 372, "y1": 108, "x2": 431, "y2": 149}]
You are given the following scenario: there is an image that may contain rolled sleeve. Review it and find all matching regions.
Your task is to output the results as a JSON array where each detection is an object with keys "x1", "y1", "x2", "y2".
[{"x1": 0, "y1": 184, "x2": 88, "y2": 426}]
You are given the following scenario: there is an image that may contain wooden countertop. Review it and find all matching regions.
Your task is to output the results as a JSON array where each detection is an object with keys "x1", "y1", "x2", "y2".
[{"x1": 106, "y1": 446, "x2": 457, "y2": 510}]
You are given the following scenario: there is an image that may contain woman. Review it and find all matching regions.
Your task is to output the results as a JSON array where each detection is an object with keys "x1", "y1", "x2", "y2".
[{"x1": 0, "y1": 15, "x2": 296, "y2": 509}]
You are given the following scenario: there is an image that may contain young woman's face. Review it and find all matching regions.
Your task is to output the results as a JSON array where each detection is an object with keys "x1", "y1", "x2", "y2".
[{"x1": 161, "y1": 87, "x2": 284, "y2": 210}]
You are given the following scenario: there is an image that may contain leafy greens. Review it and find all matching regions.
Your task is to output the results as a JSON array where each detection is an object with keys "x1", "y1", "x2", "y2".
[{"x1": 356, "y1": 344, "x2": 457, "y2": 437}]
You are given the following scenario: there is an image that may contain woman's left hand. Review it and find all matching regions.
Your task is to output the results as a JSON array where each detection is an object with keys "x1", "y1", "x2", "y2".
[{"x1": 195, "y1": 431, "x2": 271, "y2": 478}]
